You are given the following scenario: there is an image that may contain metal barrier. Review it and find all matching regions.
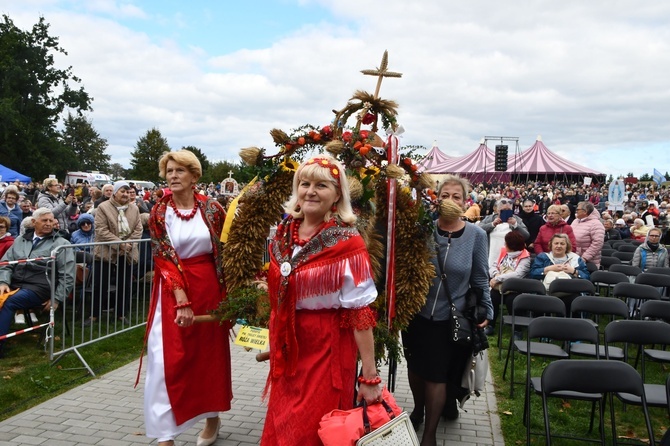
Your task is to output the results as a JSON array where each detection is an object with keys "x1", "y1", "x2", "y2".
[{"x1": 48, "y1": 239, "x2": 153, "y2": 376}]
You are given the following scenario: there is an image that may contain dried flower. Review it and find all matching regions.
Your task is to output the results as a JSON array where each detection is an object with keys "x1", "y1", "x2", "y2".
[
  {"x1": 386, "y1": 164, "x2": 405, "y2": 179},
  {"x1": 240, "y1": 147, "x2": 263, "y2": 166},
  {"x1": 439, "y1": 199, "x2": 464, "y2": 221},
  {"x1": 362, "y1": 113, "x2": 376, "y2": 125}
]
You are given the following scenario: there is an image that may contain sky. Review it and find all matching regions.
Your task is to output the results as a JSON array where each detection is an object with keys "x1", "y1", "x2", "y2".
[{"x1": 3, "y1": 0, "x2": 670, "y2": 178}]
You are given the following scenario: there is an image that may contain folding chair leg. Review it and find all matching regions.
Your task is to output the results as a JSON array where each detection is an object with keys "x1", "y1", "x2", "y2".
[{"x1": 498, "y1": 319, "x2": 504, "y2": 359}]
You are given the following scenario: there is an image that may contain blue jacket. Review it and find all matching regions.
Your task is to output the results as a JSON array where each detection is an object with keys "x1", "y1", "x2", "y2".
[
  {"x1": 70, "y1": 213, "x2": 95, "y2": 249},
  {"x1": 0, "y1": 200, "x2": 22, "y2": 237},
  {"x1": 530, "y1": 252, "x2": 590, "y2": 280}
]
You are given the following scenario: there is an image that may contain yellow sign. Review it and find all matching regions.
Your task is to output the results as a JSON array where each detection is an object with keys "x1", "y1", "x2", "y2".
[{"x1": 234, "y1": 325, "x2": 269, "y2": 350}]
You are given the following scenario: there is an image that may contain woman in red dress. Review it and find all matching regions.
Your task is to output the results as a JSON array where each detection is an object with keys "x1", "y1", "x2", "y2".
[
  {"x1": 140, "y1": 150, "x2": 232, "y2": 446},
  {"x1": 260, "y1": 156, "x2": 382, "y2": 445}
]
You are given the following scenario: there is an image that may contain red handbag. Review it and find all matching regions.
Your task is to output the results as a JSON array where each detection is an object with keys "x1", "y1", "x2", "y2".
[{"x1": 318, "y1": 387, "x2": 403, "y2": 446}]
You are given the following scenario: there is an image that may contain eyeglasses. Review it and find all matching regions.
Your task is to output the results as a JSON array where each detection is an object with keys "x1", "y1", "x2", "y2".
[
  {"x1": 576, "y1": 208, "x2": 585, "y2": 212},
  {"x1": 499, "y1": 199, "x2": 512, "y2": 205},
  {"x1": 0, "y1": 225, "x2": 6, "y2": 229},
  {"x1": 648, "y1": 234, "x2": 661, "y2": 238}
]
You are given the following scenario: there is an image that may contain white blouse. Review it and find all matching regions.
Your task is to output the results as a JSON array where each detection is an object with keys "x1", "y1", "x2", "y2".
[{"x1": 291, "y1": 245, "x2": 378, "y2": 311}]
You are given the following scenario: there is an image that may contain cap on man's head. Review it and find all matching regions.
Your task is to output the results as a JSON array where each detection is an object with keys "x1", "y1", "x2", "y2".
[
  {"x1": 649, "y1": 200, "x2": 658, "y2": 207},
  {"x1": 113, "y1": 181, "x2": 129, "y2": 195},
  {"x1": 615, "y1": 219, "x2": 626, "y2": 226}
]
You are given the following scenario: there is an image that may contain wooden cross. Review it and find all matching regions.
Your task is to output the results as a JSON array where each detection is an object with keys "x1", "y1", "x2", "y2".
[{"x1": 360, "y1": 50, "x2": 403, "y2": 98}]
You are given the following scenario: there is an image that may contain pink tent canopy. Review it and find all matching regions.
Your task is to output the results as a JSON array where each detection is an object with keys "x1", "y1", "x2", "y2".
[
  {"x1": 502, "y1": 137, "x2": 604, "y2": 177},
  {"x1": 417, "y1": 143, "x2": 451, "y2": 172},
  {"x1": 422, "y1": 143, "x2": 510, "y2": 183}
]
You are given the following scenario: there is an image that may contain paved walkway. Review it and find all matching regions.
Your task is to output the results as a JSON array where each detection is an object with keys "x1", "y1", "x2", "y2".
[{"x1": 0, "y1": 337, "x2": 504, "y2": 445}]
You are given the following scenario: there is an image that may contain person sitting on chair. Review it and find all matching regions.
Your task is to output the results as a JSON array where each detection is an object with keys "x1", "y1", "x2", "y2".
[{"x1": 0, "y1": 208, "x2": 75, "y2": 358}]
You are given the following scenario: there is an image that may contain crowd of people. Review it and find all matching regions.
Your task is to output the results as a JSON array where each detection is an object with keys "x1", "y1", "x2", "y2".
[{"x1": 1, "y1": 168, "x2": 669, "y2": 445}]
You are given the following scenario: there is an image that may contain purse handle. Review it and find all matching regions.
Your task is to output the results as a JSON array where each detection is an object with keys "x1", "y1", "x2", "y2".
[{"x1": 361, "y1": 399, "x2": 395, "y2": 434}]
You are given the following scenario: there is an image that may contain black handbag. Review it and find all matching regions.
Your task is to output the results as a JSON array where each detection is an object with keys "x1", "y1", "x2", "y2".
[{"x1": 434, "y1": 240, "x2": 474, "y2": 346}]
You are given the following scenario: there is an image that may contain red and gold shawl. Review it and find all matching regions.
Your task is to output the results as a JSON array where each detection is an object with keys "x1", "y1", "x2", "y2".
[
  {"x1": 267, "y1": 216, "x2": 374, "y2": 379},
  {"x1": 135, "y1": 193, "x2": 226, "y2": 387}
]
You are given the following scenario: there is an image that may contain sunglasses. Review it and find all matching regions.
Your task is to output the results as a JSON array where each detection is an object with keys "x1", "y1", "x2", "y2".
[
  {"x1": 81, "y1": 222, "x2": 92, "y2": 225},
  {"x1": 499, "y1": 199, "x2": 512, "y2": 205}
]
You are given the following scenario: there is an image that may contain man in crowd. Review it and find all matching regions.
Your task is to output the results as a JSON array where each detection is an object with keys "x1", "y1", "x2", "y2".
[
  {"x1": 603, "y1": 219, "x2": 621, "y2": 242},
  {"x1": 0, "y1": 208, "x2": 75, "y2": 358}
]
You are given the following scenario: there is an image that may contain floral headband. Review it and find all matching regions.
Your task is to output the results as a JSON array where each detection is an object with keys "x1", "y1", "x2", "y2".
[{"x1": 305, "y1": 157, "x2": 341, "y2": 185}]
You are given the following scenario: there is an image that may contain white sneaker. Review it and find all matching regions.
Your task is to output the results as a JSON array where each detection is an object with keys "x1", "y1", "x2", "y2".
[
  {"x1": 30, "y1": 312, "x2": 38, "y2": 323},
  {"x1": 14, "y1": 313, "x2": 26, "y2": 324}
]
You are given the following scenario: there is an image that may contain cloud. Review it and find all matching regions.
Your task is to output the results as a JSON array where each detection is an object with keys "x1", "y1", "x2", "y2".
[{"x1": 4, "y1": 0, "x2": 670, "y2": 177}]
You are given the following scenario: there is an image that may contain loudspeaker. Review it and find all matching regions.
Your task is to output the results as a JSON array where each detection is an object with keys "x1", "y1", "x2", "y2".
[{"x1": 495, "y1": 145, "x2": 508, "y2": 171}]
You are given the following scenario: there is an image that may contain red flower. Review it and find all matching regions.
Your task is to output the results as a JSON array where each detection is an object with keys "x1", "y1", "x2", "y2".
[
  {"x1": 362, "y1": 113, "x2": 376, "y2": 125},
  {"x1": 342, "y1": 131, "x2": 353, "y2": 143},
  {"x1": 321, "y1": 125, "x2": 332, "y2": 137},
  {"x1": 359, "y1": 130, "x2": 369, "y2": 141}
]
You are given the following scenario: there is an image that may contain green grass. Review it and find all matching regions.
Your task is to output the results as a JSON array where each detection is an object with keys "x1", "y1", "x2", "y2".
[
  {"x1": 0, "y1": 318, "x2": 145, "y2": 422},
  {"x1": 489, "y1": 327, "x2": 670, "y2": 445}
]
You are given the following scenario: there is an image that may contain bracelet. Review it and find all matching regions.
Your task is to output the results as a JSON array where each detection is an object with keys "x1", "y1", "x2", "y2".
[
  {"x1": 357, "y1": 375, "x2": 382, "y2": 386},
  {"x1": 174, "y1": 301, "x2": 192, "y2": 310}
]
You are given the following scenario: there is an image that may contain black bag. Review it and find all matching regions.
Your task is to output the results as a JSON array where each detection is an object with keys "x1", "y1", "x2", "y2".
[
  {"x1": 433, "y1": 233, "x2": 487, "y2": 348},
  {"x1": 448, "y1": 303, "x2": 473, "y2": 345},
  {"x1": 471, "y1": 326, "x2": 490, "y2": 353}
]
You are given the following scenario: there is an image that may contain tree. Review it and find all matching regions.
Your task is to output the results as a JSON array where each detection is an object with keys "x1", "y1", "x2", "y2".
[
  {"x1": 181, "y1": 146, "x2": 210, "y2": 175},
  {"x1": 129, "y1": 128, "x2": 171, "y2": 182},
  {"x1": 0, "y1": 15, "x2": 92, "y2": 180},
  {"x1": 640, "y1": 173, "x2": 652, "y2": 181},
  {"x1": 202, "y1": 160, "x2": 238, "y2": 184},
  {"x1": 108, "y1": 163, "x2": 129, "y2": 180},
  {"x1": 60, "y1": 113, "x2": 111, "y2": 172}
]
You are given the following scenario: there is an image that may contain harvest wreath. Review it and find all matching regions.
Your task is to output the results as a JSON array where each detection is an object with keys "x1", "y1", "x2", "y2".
[{"x1": 215, "y1": 52, "x2": 438, "y2": 365}]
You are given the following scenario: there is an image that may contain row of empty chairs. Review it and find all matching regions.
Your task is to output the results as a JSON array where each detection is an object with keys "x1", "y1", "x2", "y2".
[{"x1": 502, "y1": 294, "x2": 668, "y2": 444}]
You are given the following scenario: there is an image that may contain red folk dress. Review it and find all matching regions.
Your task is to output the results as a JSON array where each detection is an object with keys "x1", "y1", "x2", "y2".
[
  {"x1": 260, "y1": 217, "x2": 377, "y2": 446},
  {"x1": 140, "y1": 194, "x2": 232, "y2": 441}
]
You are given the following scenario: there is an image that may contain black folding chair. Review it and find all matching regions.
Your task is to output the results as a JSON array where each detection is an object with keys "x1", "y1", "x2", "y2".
[
  {"x1": 503, "y1": 294, "x2": 566, "y2": 398},
  {"x1": 605, "y1": 319, "x2": 670, "y2": 411},
  {"x1": 611, "y1": 240, "x2": 628, "y2": 250},
  {"x1": 636, "y1": 272, "x2": 670, "y2": 299},
  {"x1": 640, "y1": 301, "x2": 670, "y2": 365},
  {"x1": 541, "y1": 359, "x2": 655, "y2": 445},
  {"x1": 585, "y1": 261, "x2": 599, "y2": 274},
  {"x1": 646, "y1": 267, "x2": 670, "y2": 276},
  {"x1": 612, "y1": 251, "x2": 634, "y2": 265},
  {"x1": 547, "y1": 278, "x2": 595, "y2": 314},
  {"x1": 601, "y1": 248, "x2": 617, "y2": 257},
  {"x1": 613, "y1": 282, "x2": 662, "y2": 319},
  {"x1": 497, "y1": 278, "x2": 547, "y2": 359},
  {"x1": 570, "y1": 295, "x2": 629, "y2": 360},
  {"x1": 617, "y1": 244, "x2": 638, "y2": 253},
  {"x1": 608, "y1": 264, "x2": 642, "y2": 282},
  {"x1": 600, "y1": 256, "x2": 622, "y2": 271},
  {"x1": 525, "y1": 317, "x2": 601, "y2": 444},
  {"x1": 590, "y1": 270, "x2": 629, "y2": 297}
]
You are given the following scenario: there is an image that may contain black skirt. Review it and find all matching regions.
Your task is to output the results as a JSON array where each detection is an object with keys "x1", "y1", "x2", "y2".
[{"x1": 402, "y1": 314, "x2": 472, "y2": 384}]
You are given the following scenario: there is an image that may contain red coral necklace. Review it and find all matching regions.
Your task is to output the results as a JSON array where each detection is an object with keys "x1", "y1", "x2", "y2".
[
  {"x1": 169, "y1": 197, "x2": 199, "y2": 221},
  {"x1": 291, "y1": 218, "x2": 325, "y2": 247}
]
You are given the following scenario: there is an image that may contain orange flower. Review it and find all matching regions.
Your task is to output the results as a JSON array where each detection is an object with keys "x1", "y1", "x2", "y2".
[
  {"x1": 353, "y1": 141, "x2": 363, "y2": 150},
  {"x1": 360, "y1": 145, "x2": 370, "y2": 156},
  {"x1": 298, "y1": 137, "x2": 306, "y2": 146}
]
